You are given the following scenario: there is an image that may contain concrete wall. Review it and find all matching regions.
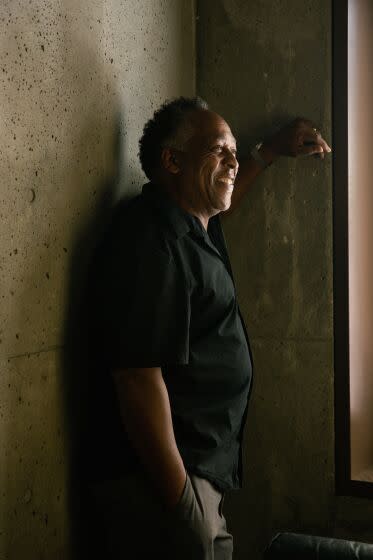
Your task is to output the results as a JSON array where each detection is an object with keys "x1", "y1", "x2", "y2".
[
  {"x1": 3, "y1": 1, "x2": 373, "y2": 558},
  {"x1": 0, "y1": 1, "x2": 195, "y2": 558},
  {"x1": 196, "y1": 1, "x2": 373, "y2": 559}
]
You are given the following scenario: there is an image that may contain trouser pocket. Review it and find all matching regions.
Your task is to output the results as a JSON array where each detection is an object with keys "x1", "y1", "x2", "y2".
[
  {"x1": 171, "y1": 472, "x2": 195, "y2": 519},
  {"x1": 218, "y1": 491, "x2": 225, "y2": 517}
]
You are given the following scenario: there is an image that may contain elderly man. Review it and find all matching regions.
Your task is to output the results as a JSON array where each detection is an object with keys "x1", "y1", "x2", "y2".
[{"x1": 87, "y1": 97, "x2": 330, "y2": 559}]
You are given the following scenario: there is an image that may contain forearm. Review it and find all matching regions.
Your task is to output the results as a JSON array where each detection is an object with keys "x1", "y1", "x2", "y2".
[
  {"x1": 222, "y1": 118, "x2": 331, "y2": 218},
  {"x1": 112, "y1": 366, "x2": 186, "y2": 508},
  {"x1": 222, "y1": 142, "x2": 277, "y2": 217}
]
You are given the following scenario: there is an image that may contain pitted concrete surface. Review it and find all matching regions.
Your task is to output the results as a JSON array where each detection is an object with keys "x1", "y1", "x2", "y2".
[
  {"x1": 0, "y1": 1, "x2": 194, "y2": 557},
  {"x1": 3, "y1": 2, "x2": 373, "y2": 558},
  {"x1": 197, "y1": 1, "x2": 373, "y2": 559}
]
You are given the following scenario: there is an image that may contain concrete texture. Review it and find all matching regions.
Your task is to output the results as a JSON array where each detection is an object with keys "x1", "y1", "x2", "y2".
[
  {"x1": 0, "y1": 1, "x2": 195, "y2": 558},
  {"x1": 196, "y1": 1, "x2": 373, "y2": 559},
  {"x1": 3, "y1": 1, "x2": 373, "y2": 558}
]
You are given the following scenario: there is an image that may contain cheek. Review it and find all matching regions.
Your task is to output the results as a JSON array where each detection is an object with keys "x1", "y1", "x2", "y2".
[{"x1": 199, "y1": 157, "x2": 219, "y2": 182}]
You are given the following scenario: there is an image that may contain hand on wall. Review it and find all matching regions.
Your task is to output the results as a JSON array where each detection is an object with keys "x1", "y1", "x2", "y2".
[{"x1": 263, "y1": 117, "x2": 332, "y2": 160}]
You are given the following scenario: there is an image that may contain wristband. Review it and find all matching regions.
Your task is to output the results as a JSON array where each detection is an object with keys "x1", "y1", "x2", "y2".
[{"x1": 250, "y1": 142, "x2": 272, "y2": 169}]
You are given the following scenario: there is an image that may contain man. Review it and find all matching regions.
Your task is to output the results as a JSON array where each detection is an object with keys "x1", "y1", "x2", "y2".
[{"x1": 87, "y1": 97, "x2": 331, "y2": 559}]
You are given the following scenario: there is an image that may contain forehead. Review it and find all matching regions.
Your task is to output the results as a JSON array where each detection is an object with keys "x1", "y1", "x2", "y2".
[{"x1": 189, "y1": 110, "x2": 236, "y2": 146}]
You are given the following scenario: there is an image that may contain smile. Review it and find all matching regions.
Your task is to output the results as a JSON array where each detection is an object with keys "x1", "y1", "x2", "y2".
[{"x1": 217, "y1": 178, "x2": 235, "y2": 188}]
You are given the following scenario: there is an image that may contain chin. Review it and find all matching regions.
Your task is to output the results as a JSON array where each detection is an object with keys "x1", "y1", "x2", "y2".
[
  {"x1": 209, "y1": 192, "x2": 232, "y2": 214},
  {"x1": 219, "y1": 196, "x2": 232, "y2": 212}
]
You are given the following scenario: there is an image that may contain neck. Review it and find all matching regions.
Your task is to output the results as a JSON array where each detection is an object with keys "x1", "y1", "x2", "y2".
[{"x1": 157, "y1": 180, "x2": 210, "y2": 231}]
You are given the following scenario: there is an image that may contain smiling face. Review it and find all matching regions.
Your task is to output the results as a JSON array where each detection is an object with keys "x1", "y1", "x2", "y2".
[{"x1": 170, "y1": 110, "x2": 239, "y2": 225}]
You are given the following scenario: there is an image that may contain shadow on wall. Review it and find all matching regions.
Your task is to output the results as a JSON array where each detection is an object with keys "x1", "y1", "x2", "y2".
[
  {"x1": 1, "y1": 6, "x2": 131, "y2": 557},
  {"x1": 61, "y1": 116, "x2": 132, "y2": 559}
]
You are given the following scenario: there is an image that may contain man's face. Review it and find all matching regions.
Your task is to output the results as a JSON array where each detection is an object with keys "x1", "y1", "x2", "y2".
[{"x1": 176, "y1": 110, "x2": 239, "y2": 218}]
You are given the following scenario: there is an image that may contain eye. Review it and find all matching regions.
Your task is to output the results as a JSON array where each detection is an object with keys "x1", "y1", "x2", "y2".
[{"x1": 210, "y1": 145, "x2": 237, "y2": 156}]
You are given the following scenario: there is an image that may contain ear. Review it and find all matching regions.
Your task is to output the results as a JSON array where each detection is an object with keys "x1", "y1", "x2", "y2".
[{"x1": 160, "y1": 148, "x2": 181, "y2": 175}]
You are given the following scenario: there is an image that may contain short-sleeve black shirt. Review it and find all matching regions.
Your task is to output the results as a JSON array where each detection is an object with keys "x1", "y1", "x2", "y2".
[{"x1": 86, "y1": 182, "x2": 253, "y2": 491}]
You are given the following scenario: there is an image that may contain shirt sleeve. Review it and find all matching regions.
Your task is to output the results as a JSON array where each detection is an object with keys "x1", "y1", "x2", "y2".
[{"x1": 103, "y1": 244, "x2": 190, "y2": 370}]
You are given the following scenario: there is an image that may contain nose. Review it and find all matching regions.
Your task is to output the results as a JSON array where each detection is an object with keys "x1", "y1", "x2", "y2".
[{"x1": 223, "y1": 148, "x2": 238, "y2": 170}]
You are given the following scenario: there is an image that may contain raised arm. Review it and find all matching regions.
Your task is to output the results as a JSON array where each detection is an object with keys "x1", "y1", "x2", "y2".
[{"x1": 222, "y1": 117, "x2": 331, "y2": 218}]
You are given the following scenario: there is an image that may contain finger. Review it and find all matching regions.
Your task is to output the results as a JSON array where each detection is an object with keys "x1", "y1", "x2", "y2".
[
  {"x1": 303, "y1": 135, "x2": 331, "y2": 153},
  {"x1": 319, "y1": 137, "x2": 331, "y2": 152},
  {"x1": 306, "y1": 128, "x2": 332, "y2": 153},
  {"x1": 312, "y1": 137, "x2": 331, "y2": 153},
  {"x1": 297, "y1": 144, "x2": 324, "y2": 157},
  {"x1": 300, "y1": 128, "x2": 321, "y2": 144}
]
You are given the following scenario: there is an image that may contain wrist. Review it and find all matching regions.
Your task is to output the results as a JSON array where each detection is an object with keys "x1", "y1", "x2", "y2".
[
  {"x1": 260, "y1": 140, "x2": 278, "y2": 165},
  {"x1": 250, "y1": 141, "x2": 277, "y2": 169}
]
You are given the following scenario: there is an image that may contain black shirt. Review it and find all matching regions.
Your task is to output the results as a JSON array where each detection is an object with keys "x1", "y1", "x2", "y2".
[{"x1": 86, "y1": 182, "x2": 253, "y2": 491}]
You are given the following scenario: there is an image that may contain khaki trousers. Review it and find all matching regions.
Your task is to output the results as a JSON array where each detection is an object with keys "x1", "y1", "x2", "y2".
[{"x1": 91, "y1": 470, "x2": 233, "y2": 559}]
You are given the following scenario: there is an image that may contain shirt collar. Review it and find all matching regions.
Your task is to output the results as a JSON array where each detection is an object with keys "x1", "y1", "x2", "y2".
[{"x1": 141, "y1": 182, "x2": 206, "y2": 240}]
